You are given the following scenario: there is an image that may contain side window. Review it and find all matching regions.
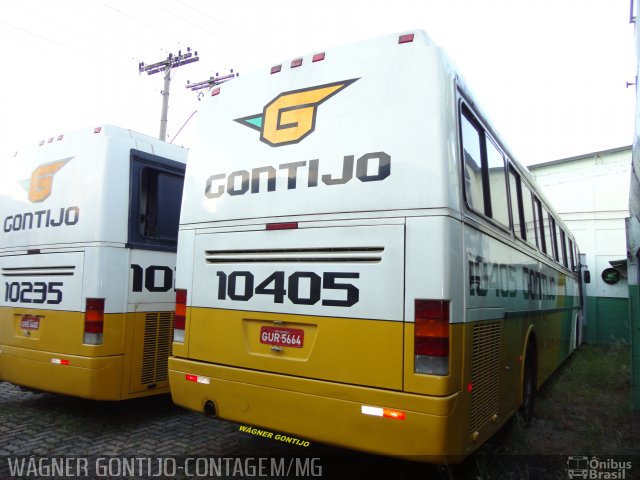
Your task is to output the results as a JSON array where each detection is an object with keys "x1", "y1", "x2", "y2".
[
  {"x1": 559, "y1": 229, "x2": 568, "y2": 268},
  {"x1": 521, "y1": 183, "x2": 537, "y2": 248},
  {"x1": 509, "y1": 169, "x2": 524, "y2": 240},
  {"x1": 569, "y1": 238, "x2": 576, "y2": 270},
  {"x1": 534, "y1": 198, "x2": 546, "y2": 254},
  {"x1": 486, "y1": 141, "x2": 509, "y2": 227},
  {"x1": 461, "y1": 112, "x2": 485, "y2": 212},
  {"x1": 460, "y1": 104, "x2": 510, "y2": 229},
  {"x1": 541, "y1": 208, "x2": 554, "y2": 259},
  {"x1": 129, "y1": 150, "x2": 185, "y2": 252},
  {"x1": 550, "y1": 217, "x2": 560, "y2": 263}
]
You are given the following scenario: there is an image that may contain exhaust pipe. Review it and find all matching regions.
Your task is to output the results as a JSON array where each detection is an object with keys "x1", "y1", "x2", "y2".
[{"x1": 204, "y1": 400, "x2": 216, "y2": 418}]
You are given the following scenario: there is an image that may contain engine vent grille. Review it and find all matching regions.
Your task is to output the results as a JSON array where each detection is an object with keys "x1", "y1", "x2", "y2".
[
  {"x1": 469, "y1": 321, "x2": 502, "y2": 434},
  {"x1": 140, "y1": 312, "x2": 173, "y2": 385}
]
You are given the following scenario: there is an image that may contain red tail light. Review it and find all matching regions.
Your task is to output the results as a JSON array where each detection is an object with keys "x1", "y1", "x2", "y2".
[
  {"x1": 83, "y1": 298, "x2": 104, "y2": 345},
  {"x1": 414, "y1": 300, "x2": 449, "y2": 375},
  {"x1": 174, "y1": 289, "x2": 187, "y2": 342}
]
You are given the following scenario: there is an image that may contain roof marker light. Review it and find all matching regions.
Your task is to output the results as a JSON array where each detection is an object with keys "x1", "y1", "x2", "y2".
[
  {"x1": 211, "y1": 87, "x2": 221, "y2": 96},
  {"x1": 291, "y1": 58, "x2": 303, "y2": 68},
  {"x1": 271, "y1": 64, "x2": 282, "y2": 74},
  {"x1": 38, "y1": 140, "x2": 44, "y2": 146},
  {"x1": 398, "y1": 33, "x2": 415, "y2": 44},
  {"x1": 57, "y1": 135, "x2": 64, "y2": 141},
  {"x1": 94, "y1": 126, "x2": 102, "y2": 133},
  {"x1": 48, "y1": 137, "x2": 54, "y2": 143},
  {"x1": 312, "y1": 52, "x2": 325, "y2": 62}
]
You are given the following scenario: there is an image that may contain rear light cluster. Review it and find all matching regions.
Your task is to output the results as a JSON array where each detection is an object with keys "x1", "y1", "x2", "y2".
[
  {"x1": 414, "y1": 300, "x2": 450, "y2": 375},
  {"x1": 174, "y1": 289, "x2": 187, "y2": 342},
  {"x1": 83, "y1": 298, "x2": 105, "y2": 345}
]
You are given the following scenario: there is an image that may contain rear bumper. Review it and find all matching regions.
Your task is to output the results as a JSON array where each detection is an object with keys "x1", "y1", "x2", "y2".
[
  {"x1": 0, "y1": 344, "x2": 125, "y2": 400},
  {"x1": 169, "y1": 356, "x2": 465, "y2": 462}
]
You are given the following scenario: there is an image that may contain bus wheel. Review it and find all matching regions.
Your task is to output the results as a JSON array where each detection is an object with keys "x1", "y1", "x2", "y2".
[{"x1": 521, "y1": 347, "x2": 536, "y2": 424}]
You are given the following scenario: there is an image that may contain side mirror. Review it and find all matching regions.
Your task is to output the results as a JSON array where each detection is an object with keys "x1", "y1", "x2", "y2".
[{"x1": 583, "y1": 270, "x2": 591, "y2": 284}]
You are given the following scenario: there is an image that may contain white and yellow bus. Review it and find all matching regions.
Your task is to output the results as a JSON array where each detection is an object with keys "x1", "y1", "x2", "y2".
[
  {"x1": 169, "y1": 31, "x2": 582, "y2": 461},
  {"x1": 0, "y1": 125, "x2": 186, "y2": 400}
]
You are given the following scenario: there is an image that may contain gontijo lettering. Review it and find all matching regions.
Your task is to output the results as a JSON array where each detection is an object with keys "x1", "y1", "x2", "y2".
[
  {"x1": 3, "y1": 207, "x2": 80, "y2": 233},
  {"x1": 205, "y1": 151, "x2": 390, "y2": 198}
]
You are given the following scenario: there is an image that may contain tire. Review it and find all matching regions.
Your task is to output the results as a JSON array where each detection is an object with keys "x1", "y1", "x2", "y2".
[{"x1": 521, "y1": 347, "x2": 536, "y2": 424}]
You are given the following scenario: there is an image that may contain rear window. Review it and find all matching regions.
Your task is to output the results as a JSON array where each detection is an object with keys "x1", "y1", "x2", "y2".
[{"x1": 128, "y1": 150, "x2": 185, "y2": 252}]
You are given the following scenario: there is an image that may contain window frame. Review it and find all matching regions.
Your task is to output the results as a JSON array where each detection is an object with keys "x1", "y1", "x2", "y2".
[
  {"x1": 127, "y1": 149, "x2": 186, "y2": 253},
  {"x1": 459, "y1": 102, "x2": 511, "y2": 233}
]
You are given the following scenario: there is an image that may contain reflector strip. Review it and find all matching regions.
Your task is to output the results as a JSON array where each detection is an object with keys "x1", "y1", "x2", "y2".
[
  {"x1": 361, "y1": 405, "x2": 405, "y2": 420},
  {"x1": 185, "y1": 374, "x2": 210, "y2": 384},
  {"x1": 361, "y1": 405, "x2": 383, "y2": 416},
  {"x1": 266, "y1": 222, "x2": 298, "y2": 231},
  {"x1": 51, "y1": 358, "x2": 70, "y2": 366},
  {"x1": 383, "y1": 409, "x2": 406, "y2": 420}
]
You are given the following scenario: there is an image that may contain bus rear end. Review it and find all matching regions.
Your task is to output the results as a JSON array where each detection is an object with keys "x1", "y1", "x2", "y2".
[
  {"x1": 170, "y1": 31, "x2": 469, "y2": 460},
  {"x1": 0, "y1": 126, "x2": 186, "y2": 400}
]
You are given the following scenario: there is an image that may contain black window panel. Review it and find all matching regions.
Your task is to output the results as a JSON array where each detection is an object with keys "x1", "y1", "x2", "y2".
[{"x1": 128, "y1": 150, "x2": 185, "y2": 252}]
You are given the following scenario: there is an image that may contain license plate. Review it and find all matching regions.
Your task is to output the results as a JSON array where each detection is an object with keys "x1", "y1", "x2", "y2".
[
  {"x1": 20, "y1": 316, "x2": 40, "y2": 330},
  {"x1": 260, "y1": 326, "x2": 304, "y2": 348}
]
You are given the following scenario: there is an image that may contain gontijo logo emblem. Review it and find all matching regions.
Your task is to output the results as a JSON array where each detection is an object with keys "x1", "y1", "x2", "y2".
[
  {"x1": 235, "y1": 78, "x2": 359, "y2": 147},
  {"x1": 21, "y1": 157, "x2": 72, "y2": 203}
]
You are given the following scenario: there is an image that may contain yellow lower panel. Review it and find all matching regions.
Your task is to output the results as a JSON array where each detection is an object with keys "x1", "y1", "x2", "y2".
[
  {"x1": 0, "y1": 344, "x2": 125, "y2": 400},
  {"x1": 185, "y1": 308, "x2": 404, "y2": 390},
  {"x1": 169, "y1": 357, "x2": 463, "y2": 462},
  {"x1": 0, "y1": 344, "x2": 170, "y2": 401}
]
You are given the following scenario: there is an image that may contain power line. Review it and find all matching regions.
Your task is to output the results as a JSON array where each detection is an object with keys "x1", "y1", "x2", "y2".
[
  {"x1": 141, "y1": 0, "x2": 226, "y2": 40},
  {"x1": 172, "y1": 0, "x2": 247, "y2": 38},
  {"x1": 90, "y1": 0, "x2": 192, "y2": 48},
  {"x1": 0, "y1": 18, "x2": 130, "y2": 71}
]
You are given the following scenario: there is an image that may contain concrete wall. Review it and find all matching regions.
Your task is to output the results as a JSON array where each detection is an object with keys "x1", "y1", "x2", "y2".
[{"x1": 530, "y1": 147, "x2": 631, "y2": 344}]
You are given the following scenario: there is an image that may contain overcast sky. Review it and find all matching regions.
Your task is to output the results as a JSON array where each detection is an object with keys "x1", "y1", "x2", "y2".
[{"x1": 0, "y1": 0, "x2": 635, "y2": 165}]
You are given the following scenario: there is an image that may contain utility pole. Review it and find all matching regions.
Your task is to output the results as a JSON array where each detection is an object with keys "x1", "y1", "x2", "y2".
[
  {"x1": 139, "y1": 48, "x2": 199, "y2": 140},
  {"x1": 186, "y1": 70, "x2": 239, "y2": 97}
]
